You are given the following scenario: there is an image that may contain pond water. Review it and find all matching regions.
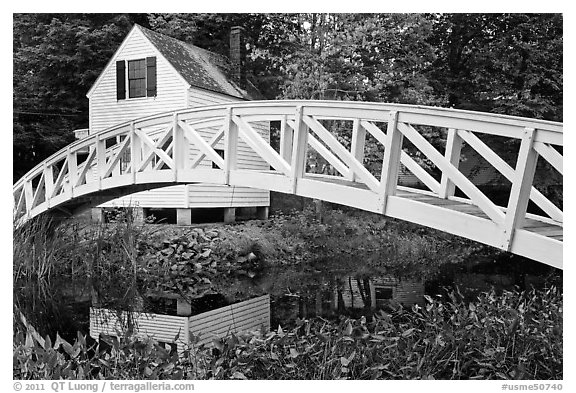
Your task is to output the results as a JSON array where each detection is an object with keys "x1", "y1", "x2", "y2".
[{"x1": 14, "y1": 244, "x2": 561, "y2": 344}]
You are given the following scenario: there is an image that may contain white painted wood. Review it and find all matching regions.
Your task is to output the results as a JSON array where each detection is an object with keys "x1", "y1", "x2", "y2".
[
  {"x1": 296, "y1": 177, "x2": 381, "y2": 214},
  {"x1": 172, "y1": 114, "x2": 187, "y2": 181},
  {"x1": 66, "y1": 149, "x2": 77, "y2": 196},
  {"x1": 439, "y1": 128, "x2": 462, "y2": 198},
  {"x1": 13, "y1": 100, "x2": 562, "y2": 268},
  {"x1": 88, "y1": 27, "x2": 188, "y2": 134},
  {"x1": 280, "y1": 115, "x2": 293, "y2": 162},
  {"x1": 75, "y1": 148, "x2": 96, "y2": 187},
  {"x1": 458, "y1": 129, "x2": 562, "y2": 222},
  {"x1": 96, "y1": 135, "x2": 107, "y2": 189},
  {"x1": 307, "y1": 133, "x2": 351, "y2": 178},
  {"x1": 190, "y1": 127, "x2": 225, "y2": 168},
  {"x1": 378, "y1": 111, "x2": 403, "y2": 213},
  {"x1": 533, "y1": 141, "x2": 563, "y2": 175},
  {"x1": 229, "y1": 170, "x2": 293, "y2": 195},
  {"x1": 361, "y1": 119, "x2": 440, "y2": 193},
  {"x1": 233, "y1": 115, "x2": 291, "y2": 175},
  {"x1": 15, "y1": 188, "x2": 25, "y2": 216},
  {"x1": 397, "y1": 122, "x2": 505, "y2": 225},
  {"x1": 510, "y1": 229, "x2": 562, "y2": 269},
  {"x1": 386, "y1": 195, "x2": 503, "y2": 249},
  {"x1": 102, "y1": 134, "x2": 131, "y2": 178},
  {"x1": 303, "y1": 115, "x2": 379, "y2": 191},
  {"x1": 501, "y1": 128, "x2": 538, "y2": 250},
  {"x1": 135, "y1": 127, "x2": 174, "y2": 171},
  {"x1": 348, "y1": 119, "x2": 366, "y2": 181},
  {"x1": 30, "y1": 174, "x2": 45, "y2": 209},
  {"x1": 43, "y1": 163, "x2": 54, "y2": 201},
  {"x1": 179, "y1": 121, "x2": 225, "y2": 169},
  {"x1": 224, "y1": 107, "x2": 238, "y2": 185},
  {"x1": 152, "y1": 142, "x2": 174, "y2": 172},
  {"x1": 51, "y1": 160, "x2": 69, "y2": 198},
  {"x1": 290, "y1": 106, "x2": 309, "y2": 193}
]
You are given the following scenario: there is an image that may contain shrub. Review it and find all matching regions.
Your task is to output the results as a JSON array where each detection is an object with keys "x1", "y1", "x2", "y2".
[
  {"x1": 202, "y1": 286, "x2": 563, "y2": 380},
  {"x1": 14, "y1": 286, "x2": 562, "y2": 380}
]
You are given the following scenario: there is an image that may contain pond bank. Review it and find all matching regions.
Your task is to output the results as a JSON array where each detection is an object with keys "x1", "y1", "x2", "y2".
[{"x1": 13, "y1": 202, "x2": 562, "y2": 379}]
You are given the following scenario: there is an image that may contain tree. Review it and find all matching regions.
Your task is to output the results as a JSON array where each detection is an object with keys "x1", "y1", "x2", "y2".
[
  {"x1": 426, "y1": 13, "x2": 562, "y2": 202},
  {"x1": 13, "y1": 13, "x2": 147, "y2": 181},
  {"x1": 427, "y1": 13, "x2": 562, "y2": 121}
]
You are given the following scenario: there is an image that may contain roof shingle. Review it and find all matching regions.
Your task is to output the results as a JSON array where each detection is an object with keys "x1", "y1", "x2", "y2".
[{"x1": 138, "y1": 25, "x2": 261, "y2": 100}]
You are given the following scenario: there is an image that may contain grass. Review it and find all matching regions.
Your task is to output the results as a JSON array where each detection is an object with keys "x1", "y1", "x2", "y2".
[
  {"x1": 13, "y1": 207, "x2": 563, "y2": 380},
  {"x1": 14, "y1": 285, "x2": 562, "y2": 380}
]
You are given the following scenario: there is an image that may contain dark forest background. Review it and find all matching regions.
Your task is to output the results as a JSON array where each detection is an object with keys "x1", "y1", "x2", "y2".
[{"x1": 13, "y1": 13, "x2": 562, "y2": 182}]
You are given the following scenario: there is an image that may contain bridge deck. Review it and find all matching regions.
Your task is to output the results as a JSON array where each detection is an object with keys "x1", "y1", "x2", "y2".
[
  {"x1": 13, "y1": 100, "x2": 562, "y2": 268},
  {"x1": 303, "y1": 173, "x2": 562, "y2": 242}
]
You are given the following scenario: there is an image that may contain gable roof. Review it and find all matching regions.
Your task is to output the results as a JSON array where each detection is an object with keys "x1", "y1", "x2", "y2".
[
  {"x1": 138, "y1": 25, "x2": 261, "y2": 100},
  {"x1": 87, "y1": 24, "x2": 262, "y2": 101}
]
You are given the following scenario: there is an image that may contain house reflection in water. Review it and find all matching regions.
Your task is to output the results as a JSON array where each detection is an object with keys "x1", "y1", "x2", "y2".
[
  {"x1": 336, "y1": 276, "x2": 424, "y2": 312},
  {"x1": 275, "y1": 275, "x2": 425, "y2": 323}
]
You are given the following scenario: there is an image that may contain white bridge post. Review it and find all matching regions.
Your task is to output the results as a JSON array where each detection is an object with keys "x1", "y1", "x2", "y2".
[
  {"x1": 348, "y1": 119, "x2": 366, "y2": 182},
  {"x1": 279, "y1": 115, "x2": 293, "y2": 162},
  {"x1": 96, "y1": 134, "x2": 107, "y2": 190},
  {"x1": 130, "y1": 122, "x2": 140, "y2": 184},
  {"x1": 172, "y1": 112, "x2": 187, "y2": 182},
  {"x1": 224, "y1": 107, "x2": 238, "y2": 185},
  {"x1": 439, "y1": 128, "x2": 463, "y2": 199},
  {"x1": 66, "y1": 147, "x2": 77, "y2": 198},
  {"x1": 290, "y1": 105, "x2": 308, "y2": 194},
  {"x1": 378, "y1": 111, "x2": 402, "y2": 214},
  {"x1": 43, "y1": 162, "x2": 54, "y2": 206},
  {"x1": 501, "y1": 127, "x2": 538, "y2": 250}
]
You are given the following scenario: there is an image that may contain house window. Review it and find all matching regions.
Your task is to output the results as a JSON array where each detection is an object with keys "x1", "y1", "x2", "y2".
[
  {"x1": 128, "y1": 59, "x2": 146, "y2": 98},
  {"x1": 116, "y1": 57, "x2": 156, "y2": 100},
  {"x1": 212, "y1": 149, "x2": 225, "y2": 169}
]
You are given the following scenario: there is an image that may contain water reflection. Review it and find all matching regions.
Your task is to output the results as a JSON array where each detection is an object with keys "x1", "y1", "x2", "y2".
[
  {"x1": 268, "y1": 255, "x2": 559, "y2": 328},
  {"x1": 15, "y1": 251, "x2": 561, "y2": 341},
  {"x1": 269, "y1": 274, "x2": 424, "y2": 327}
]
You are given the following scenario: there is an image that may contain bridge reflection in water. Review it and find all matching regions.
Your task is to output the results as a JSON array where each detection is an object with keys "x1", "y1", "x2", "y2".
[
  {"x1": 271, "y1": 260, "x2": 558, "y2": 325},
  {"x1": 274, "y1": 275, "x2": 425, "y2": 322}
]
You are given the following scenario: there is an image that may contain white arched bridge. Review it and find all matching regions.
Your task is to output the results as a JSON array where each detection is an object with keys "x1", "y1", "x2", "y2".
[{"x1": 13, "y1": 101, "x2": 563, "y2": 269}]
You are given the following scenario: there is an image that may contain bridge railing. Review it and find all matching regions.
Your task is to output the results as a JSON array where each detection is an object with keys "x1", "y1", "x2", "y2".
[{"x1": 13, "y1": 100, "x2": 562, "y2": 254}]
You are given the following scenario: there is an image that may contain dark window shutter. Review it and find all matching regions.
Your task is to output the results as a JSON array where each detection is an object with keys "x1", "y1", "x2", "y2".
[
  {"x1": 146, "y1": 57, "x2": 157, "y2": 97},
  {"x1": 116, "y1": 61, "x2": 126, "y2": 100}
]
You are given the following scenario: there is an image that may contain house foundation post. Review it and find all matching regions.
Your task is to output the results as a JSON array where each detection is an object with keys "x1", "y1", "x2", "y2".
[
  {"x1": 91, "y1": 208, "x2": 105, "y2": 223},
  {"x1": 132, "y1": 207, "x2": 145, "y2": 224},
  {"x1": 256, "y1": 206, "x2": 269, "y2": 220},
  {"x1": 177, "y1": 208, "x2": 192, "y2": 225},
  {"x1": 224, "y1": 207, "x2": 236, "y2": 224}
]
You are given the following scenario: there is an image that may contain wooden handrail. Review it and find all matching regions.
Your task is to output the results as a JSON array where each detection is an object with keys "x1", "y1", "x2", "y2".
[{"x1": 13, "y1": 100, "x2": 563, "y2": 268}]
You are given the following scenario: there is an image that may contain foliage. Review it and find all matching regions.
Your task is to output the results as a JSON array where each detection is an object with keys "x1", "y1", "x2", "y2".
[
  {"x1": 14, "y1": 13, "x2": 562, "y2": 182},
  {"x1": 13, "y1": 13, "x2": 147, "y2": 181},
  {"x1": 279, "y1": 14, "x2": 441, "y2": 105},
  {"x1": 200, "y1": 286, "x2": 563, "y2": 380},
  {"x1": 427, "y1": 13, "x2": 562, "y2": 121},
  {"x1": 13, "y1": 329, "x2": 201, "y2": 380},
  {"x1": 13, "y1": 216, "x2": 70, "y2": 282},
  {"x1": 14, "y1": 286, "x2": 562, "y2": 380}
]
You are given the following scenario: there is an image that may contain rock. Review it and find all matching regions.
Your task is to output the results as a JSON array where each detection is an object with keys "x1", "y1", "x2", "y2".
[
  {"x1": 247, "y1": 252, "x2": 257, "y2": 261},
  {"x1": 206, "y1": 230, "x2": 219, "y2": 239}
]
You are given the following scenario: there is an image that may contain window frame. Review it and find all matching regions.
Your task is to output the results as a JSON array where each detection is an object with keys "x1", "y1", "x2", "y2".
[
  {"x1": 116, "y1": 56, "x2": 157, "y2": 101},
  {"x1": 127, "y1": 59, "x2": 147, "y2": 99},
  {"x1": 212, "y1": 149, "x2": 225, "y2": 169}
]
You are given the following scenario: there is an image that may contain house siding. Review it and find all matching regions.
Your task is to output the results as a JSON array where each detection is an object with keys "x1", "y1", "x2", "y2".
[
  {"x1": 89, "y1": 28, "x2": 187, "y2": 134},
  {"x1": 94, "y1": 37, "x2": 270, "y2": 209},
  {"x1": 181, "y1": 88, "x2": 270, "y2": 209}
]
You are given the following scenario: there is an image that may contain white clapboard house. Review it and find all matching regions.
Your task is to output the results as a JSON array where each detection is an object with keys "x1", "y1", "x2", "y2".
[{"x1": 81, "y1": 24, "x2": 270, "y2": 224}]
